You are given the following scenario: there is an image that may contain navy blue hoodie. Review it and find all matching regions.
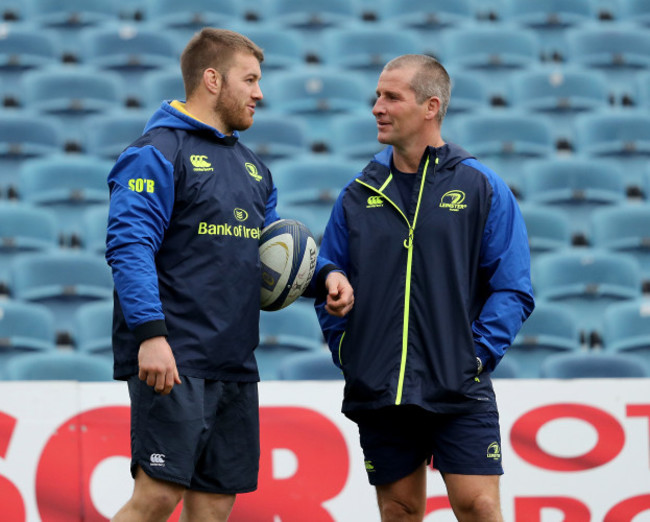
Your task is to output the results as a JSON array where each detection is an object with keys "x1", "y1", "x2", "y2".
[{"x1": 106, "y1": 101, "x2": 331, "y2": 380}]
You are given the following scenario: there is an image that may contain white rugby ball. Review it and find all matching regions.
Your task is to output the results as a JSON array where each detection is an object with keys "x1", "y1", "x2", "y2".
[{"x1": 259, "y1": 219, "x2": 317, "y2": 311}]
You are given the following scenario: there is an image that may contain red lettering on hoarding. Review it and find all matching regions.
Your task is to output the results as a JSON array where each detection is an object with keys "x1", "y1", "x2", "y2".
[
  {"x1": 231, "y1": 407, "x2": 349, "y2": 522},
  {"x1": 604, "y1": 494, "x2": 650, "y2": 521},
  {"x1": 627, "y1": 404, "x2": 650, "y2": 467},
  {"x1": 515, "y1": 496, "x2": 590, "y2": 521},
  {"x1": 0, "y1": 412, "x2": 25, "y2": 521},
  {"x1": 510, "y1": 404, "x2": 625, "y2": 471}
]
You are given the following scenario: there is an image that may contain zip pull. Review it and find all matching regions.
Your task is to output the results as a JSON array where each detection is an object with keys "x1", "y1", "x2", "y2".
[{"x1": 403, "y1": 227, "x2": 414, "y2": 249}]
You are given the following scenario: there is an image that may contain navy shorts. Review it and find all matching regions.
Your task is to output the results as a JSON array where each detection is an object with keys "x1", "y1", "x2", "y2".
[
  {"x1": 354, "y1": 405, "x2": 503, "y2": 486},
  {"x1": 128, "y1": 375, "x2": 260, "y2": 494}
]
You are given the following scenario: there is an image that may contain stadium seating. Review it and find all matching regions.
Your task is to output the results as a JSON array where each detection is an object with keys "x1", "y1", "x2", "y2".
[
  {"x1": 379, "y1": 0, "x2": 474, "y2": 30},
  {"x1": 532, "y1": 249, "x2": 642, "y2": 337},
  {"x1": 18, "y1": 155, "x2": 112, "y2": 243},
  {"x1": 574, "y1": 111, "x2": 650, "y2": 194},
  {"x1": 540, "y1": 352, "x2": 649, "y2": 378},
  {"x1": 84, "y1": 110, "x2": 148, "y2": 159},
  {"x1": 0, "y1": 203, "x2": 58, "y2": 287},
  {"x1": 1, "y1": 351, "x2": 114, "y2": 381},
  {"x1": 507, "y1": 301, "x2": 582, "y2": 378},
  {"x1": 446, "y1": 70, "x2": 491, "y2": 115},
  {"x1": 73, "y1": 299, "x2": 113, "y2": 357},
  {"x1": 508, "y1": 66, "x2": 610, "y2": 147},
  {"x1": 271, "y1": 155, "x2": 357, "y2": 206},
  {"x1": 454, "y1": 111, "x2": 555, "y2": 194},
  {"x1": 238, "y1": 27, "x2": 307, "y2": 71},
  {"x1": 277, "y1": 204, "x2": 333, "y2": 244},
  {"x1": 602, "y1": 300, "x2": 650, "y2": 373},
  {"x1": 79, "y1": 205, "x2": 109, "y2": 255},
  {"x1": 238, "y1": 113, "x2": 309, "y2": 163},
  {"x1": 266, "y1": 68, "x2": 369, "y2": 147},
  {"x1": 620, "y1": 0, "x2": 650, "y2": 25},
  {"x1": 0, "y1": 300, "x2": 57, "y2": 364},
  {"x1": 590, "y1": 205, "x2": 650, "y2": 283},
  {"x1": 329, "y1": 113, "x2": 385, "y2": 160},
  {"x1": 522, "y1": 158, "x2": 626, "y2": 241},
  {"x1": 267, "y1": 0, "x2": 358, "y2": 30},
  {"x1": 519, "y1": 204, "x2": 572, "y2": 261},
  {"x1": 277, "y1": 350, "x2": 343, "y2": 380},
  {"x1": 144, "y1": 0, "x2": 242, "y2": 38},
  {"x1": 140, "y1": 68, "x2": 185, "y2": 109},
  {"x1": 9, "y1": 250, "x2": 114, "y2": 342},
  {"x1": 490, "y1": 356, "x2": 522, "y2": 379}
]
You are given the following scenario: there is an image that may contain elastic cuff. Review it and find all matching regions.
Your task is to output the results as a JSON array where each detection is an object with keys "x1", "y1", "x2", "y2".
[
  {"x1": 316, "y1": 264, "x2": 341, "y2": 295},
  {"x1": 133, "y1": 320, "x2": 168, "y2": 344}
]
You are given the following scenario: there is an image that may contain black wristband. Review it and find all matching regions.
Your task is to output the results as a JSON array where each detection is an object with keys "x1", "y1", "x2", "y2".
[{"x1": 133, "y1": 320, "x2": 168, "y2": 344}]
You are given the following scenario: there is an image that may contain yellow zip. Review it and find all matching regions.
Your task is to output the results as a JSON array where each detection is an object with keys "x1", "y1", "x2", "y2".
[{"x1": 354, "y1": 155, "x2": 434, "y2": 405}]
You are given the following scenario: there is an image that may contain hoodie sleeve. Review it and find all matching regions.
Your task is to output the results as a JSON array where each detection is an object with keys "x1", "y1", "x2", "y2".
[
  {"x1": 472, "y1": 168, "x2": 535, "y2": 373},
  {"x1": 105, "y1": 145, "x2": 175, "y2": 343},
  {"x1": 314, "y1": 187, "x2": 351, "y2": 368}
]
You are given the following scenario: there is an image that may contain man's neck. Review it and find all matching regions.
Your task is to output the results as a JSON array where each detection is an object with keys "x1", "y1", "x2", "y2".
[
  {"x1": 392, "y1": 139, "x2": 444, "y2": 173},
  {"x1": 183, "y1": 100, "x2": 229, "y2": 135}
]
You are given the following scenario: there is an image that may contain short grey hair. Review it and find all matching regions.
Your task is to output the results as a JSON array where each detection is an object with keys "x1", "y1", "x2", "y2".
[{"x1": 383, "y1": 54, "x2": 451, "y2": 123}]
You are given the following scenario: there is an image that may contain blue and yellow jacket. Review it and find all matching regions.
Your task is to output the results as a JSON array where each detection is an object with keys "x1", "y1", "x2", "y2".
[
  {"x1": 316, "y1": 143, "x2": 534, "y2": 416},
  {"x1": 106, "y1": 101, "x2": 330, "y2": 381}
]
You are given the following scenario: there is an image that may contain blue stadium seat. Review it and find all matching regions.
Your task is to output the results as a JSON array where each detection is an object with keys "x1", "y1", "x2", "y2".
[
  {"x1": 574, "y1": 111, "x2": 650, "y2": 193},
  {"x1": 446, "y1": 70, "x2": 491, "y2": 115},
  {"x1": 0, "y1": 112, "x2": 64, "y2": 194},
  {"x1": 454, "y1": 111, "x2": 555, "y2": 195},
  {"x1": 0, "y1": 25, "x2": 62, "y2": 98},
  {"x1": 239, "y1": 27, "x2": 307, "y2": 71},
  {"x1": 620, "y1": 0, "x2": 650, "y2": 25},
  {"x1": 30, "y1": 0, "x2": 119, "y2": 28},
  {"x1": 144, "y1": 0, "x2": 242, "y2": 38},
  {"x1": 277, "y1": 350, "x2": 343, "y2": 380},
  {"x1": 276, "y1": 204, "x2": 332, "y2": 245},
  {"x1": 2, "y1": 351, "x2": 114, "y2": 381},
  {"x1": 0, "y1": 300, "x2": 56, "y2": 364},
  {"x1": 140, "y1": 67, "x2": 184, "y2": 110},
  {"x1": 80, "y1": 205, "x2": 109, "y2": 255},
  {"x1": 637, "y1": 71, "x2": 650, "y2": 108},
  {"x1": 18, "y1": 155, "x2": 112, "y2": 243},
  {"x1": 238, "y1": 113, "x2": 309, "y2": 164},
  {"x1": 0, "y1": 203, "x2": 58, "y2": 286},
  {"x1": 565, "y1": 24, "x2": 650, "y2": 100},
  {"x1": 442, "y1": 26, "x2": 541, "y2": 100},
  {"x1": 267, "y1": 0, "x2": 358, "y2": 30},
  {"x1": 490, "y1": 356, "x2": 521, "y2": 379},
  {"x1": 74, "y1": 299, "x2": 113, "y2": 357},
  {"x1": 532, "y1": 249, "x2": 642, "y2": 337},
  {"x1": 502, "y1": 0, "x2": 593, "y2": 60},
  {"x1": 603, "y1": 300, "x2": 650, "y2": 374},
  {"x1": 271, "y1": 155, "x2": 356, "y2": 206},
  {"x1": 379, "y1": 0, "x2": 474, "y2": 30},
  {"x1": 9, "y1": 251, "x2": 114, "y2": 342},
  {"x1": 329, "y1": 113, "x2": 385, "y2": 160},
  {"x1": 508, "y1": 66, "x2": 610, "y2": 147},
  {"x1": 519, "y1": 204, "x2": 572, "y2": 262},
  {"x1": 522, "y1": 158, "x2": 626, "y2": 240},
  {"x1": 0, "y1": 1, "x2": 33, "y2": 23},
  {"x1": 591, "y1": 205, "x2": 650, "y2": 283},
  {"x1": 79, "y1": 25, "x2": 179, "y2": 98},
  {"x1": 266, "y1": 68, "x2": 368, "y2": 147},
  {"x1": 84, "y1": 110, "x2": 148, "y2": 160},
  {"x1": 508, "y1": 301, "x2": 582, "y2": 378},
  {"x1": 322, "y1": 27, "x2": 421, "y2": 82},
  {"x1": 540, "y1": 351, "x2": 648, "y2": 378}
]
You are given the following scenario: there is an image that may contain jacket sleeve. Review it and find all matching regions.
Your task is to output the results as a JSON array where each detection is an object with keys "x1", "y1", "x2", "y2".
[
  {"x1": 473, "y1": 174, "x2": 535, "y2": 373},
  {"x1": 313, "y1": 188, "x2": 351, "y2": 368},
  {"x1": 105, "y1": 145, "x2": 175, "y2": 343}
]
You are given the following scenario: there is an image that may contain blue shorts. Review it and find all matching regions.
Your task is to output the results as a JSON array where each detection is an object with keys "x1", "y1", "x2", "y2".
[
  {"x1": 128, "y1": 375, "x2": 260, "y2": 494},
  {"x1": 354, "y1": 405, "x2": 503, "y2": 486}
]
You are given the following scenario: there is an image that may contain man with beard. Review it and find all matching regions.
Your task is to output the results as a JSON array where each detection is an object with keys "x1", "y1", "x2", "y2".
[{"x1": 106, "y1": 28, "x2": 353, "y2": 522}]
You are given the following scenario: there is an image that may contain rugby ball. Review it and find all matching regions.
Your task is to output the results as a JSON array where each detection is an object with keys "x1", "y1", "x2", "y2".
[{"x1": 259, "y1": 219, "x2": 317, "y2": 311}]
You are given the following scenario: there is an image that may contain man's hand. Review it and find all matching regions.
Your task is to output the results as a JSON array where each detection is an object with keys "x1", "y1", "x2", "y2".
[
  {"x1": 138, "y1": 336, "x2": 181, "y2": 395},
  {"x1": 325, "y1": 271, "x2": 354, "y2": 317}
]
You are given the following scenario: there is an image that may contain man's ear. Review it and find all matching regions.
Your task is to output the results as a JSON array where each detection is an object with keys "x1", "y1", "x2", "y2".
[
  {"x1": 425, "y1": 96, "x2": 441, "y2": 121},
  {"x1": 204, "y1": 68, "x2": 221, "y2": 95}
]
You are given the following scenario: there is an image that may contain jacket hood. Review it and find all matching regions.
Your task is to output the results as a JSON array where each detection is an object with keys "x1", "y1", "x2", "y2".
[
  {"x1": 144, "y1": 100, "x2": 240, "y2": 144},
  {"x1": 371, "y1": 142, "x2": 474, "y2": 172}
]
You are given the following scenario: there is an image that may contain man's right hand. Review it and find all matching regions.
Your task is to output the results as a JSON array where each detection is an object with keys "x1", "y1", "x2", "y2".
[{"x1": 138, "y1": 336, "x2": 181, "y2": 395}]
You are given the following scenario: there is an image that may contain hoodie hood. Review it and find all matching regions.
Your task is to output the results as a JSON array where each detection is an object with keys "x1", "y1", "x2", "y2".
[
  {"x1": 144, "y1": 100, "x2": 240, "y2": 145},
  {"x1": 371, "y1": 142, "x2": 474, "y2": 172}
]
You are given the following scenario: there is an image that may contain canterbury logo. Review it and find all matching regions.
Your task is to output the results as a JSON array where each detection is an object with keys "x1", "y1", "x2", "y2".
[
  {"x1": 440, "y1": 190, "x2": 467, "y2": 211},
  {"x1": 234, "y1": 208, "x2": 249, "y2": 222},
  {"x1": 245, "y1": 162, "x2": 262, "y2": 182},
  {"x1": 366, "y1": 195, "x2": 383, "y2": 208},
  {"x1": 150, "y1": 453, "x2": 166, "y2": 466},
  {"x1": 190, "y1": 154, "x2": 213, "y2": 172}
]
